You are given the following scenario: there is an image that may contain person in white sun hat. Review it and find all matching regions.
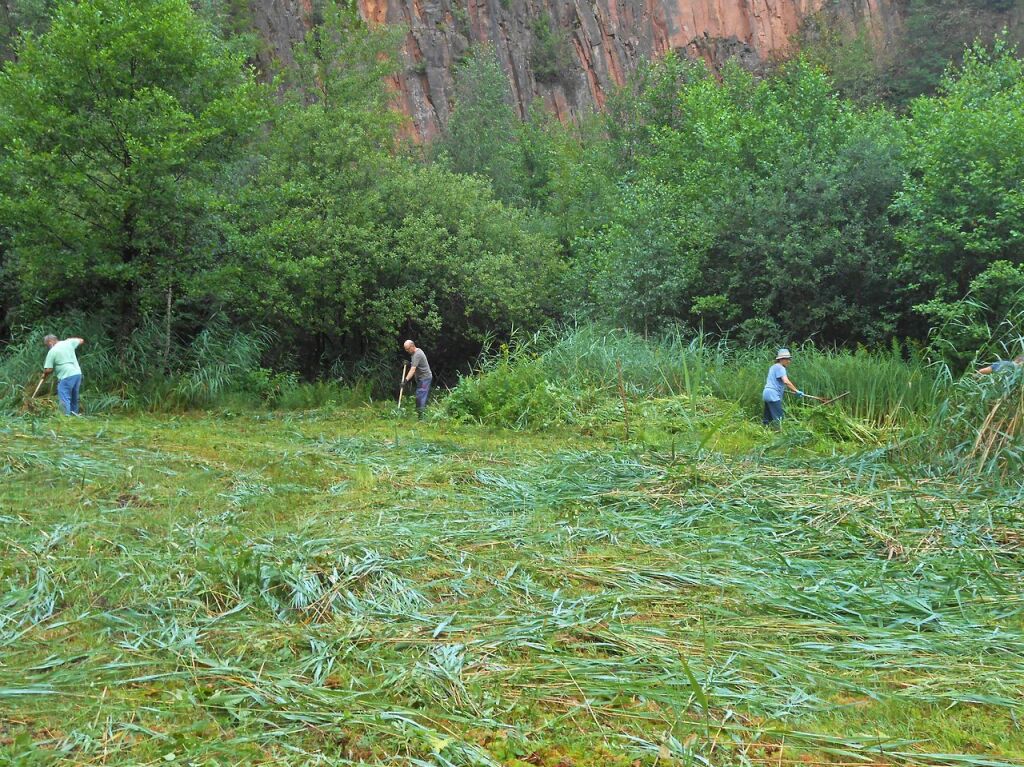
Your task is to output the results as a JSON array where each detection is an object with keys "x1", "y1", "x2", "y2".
[{"x1": 762, "y1": 348, "x2": 804, "y2": 428}]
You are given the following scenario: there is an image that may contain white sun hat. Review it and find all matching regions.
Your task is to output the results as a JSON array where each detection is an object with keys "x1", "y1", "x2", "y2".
[{"x1": 775, "y1": 348, "x2": 792, "y2": 360}]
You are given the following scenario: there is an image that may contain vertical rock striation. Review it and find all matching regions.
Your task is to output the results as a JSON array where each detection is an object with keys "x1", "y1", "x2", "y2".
[{"x1": 250, "y1": 0, "x2": 901, "y2": 140}]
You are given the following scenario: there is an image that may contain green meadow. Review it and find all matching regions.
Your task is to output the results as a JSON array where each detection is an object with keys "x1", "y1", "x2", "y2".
[{"x1": 2, "y1": 403, "x2": 1022, "y2": 766}]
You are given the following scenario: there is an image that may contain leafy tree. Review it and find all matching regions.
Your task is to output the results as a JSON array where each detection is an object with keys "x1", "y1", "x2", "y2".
[
  {"x1": 517, "y1": 104, "x2": 618, "y2": 244},
  {"x1": 204, "y1": 1, "x2": 402, "y2": 372},
  {"x1": 214, "y1": 6, "x2": 561, "y2": 375},
  {"x1": 711, "y1": 113, "x2": 904, "y2": 344},
  {"x1": 575, "y1": 59, "x2": 906, "y2": 343},
  {"x1": 0, "y1": 0, "x2": 266, "y2": 328},
  {"x1": 435, "y1": 45, "x2": 527, "y2": 205},
  {"x1": 376, "y1": 164, "x2": 563, "y2": 365},
  {"x1": 604, "y1": 53, "x2": 706, "y2": 169},
  {"x1": 893, "y1": 40, "x2": 1024, "y2": 322},
  {"x1": 916, "y1": 260, "x2": 1024, "y2": 368}
]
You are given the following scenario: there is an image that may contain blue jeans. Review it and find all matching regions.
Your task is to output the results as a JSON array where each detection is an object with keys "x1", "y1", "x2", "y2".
[
  {"x1": 762, "y1": 398, "x2": 783, "y2": 427},
  {"x1": 415, "y1": 377, "x2": 431, "y2": 412},
  {"x1": 57, "y1": 374, "x2": 82, "y2": 415}
]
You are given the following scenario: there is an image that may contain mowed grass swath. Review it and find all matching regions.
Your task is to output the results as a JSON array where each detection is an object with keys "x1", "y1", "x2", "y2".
[{"x1": 2, "y1": 407, "x2": 1023, "y2": 766}]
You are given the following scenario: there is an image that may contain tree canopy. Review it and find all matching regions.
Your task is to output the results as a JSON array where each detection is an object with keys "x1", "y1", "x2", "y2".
[{"x1": 2, "y1": 0, "x2": 1024, "y2": 376}]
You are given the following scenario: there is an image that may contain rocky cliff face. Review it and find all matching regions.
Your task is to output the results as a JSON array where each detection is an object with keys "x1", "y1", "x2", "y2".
[{"x1": 250, "y1": 0, "x2": 900, "y2": 140}]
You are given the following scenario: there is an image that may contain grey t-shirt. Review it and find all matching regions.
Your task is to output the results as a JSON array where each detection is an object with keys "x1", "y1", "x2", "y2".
[{"x1": 410, "y1": 349, "x2": 432, "y2": 382}]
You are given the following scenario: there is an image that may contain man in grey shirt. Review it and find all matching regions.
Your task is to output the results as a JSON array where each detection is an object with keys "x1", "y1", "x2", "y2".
[{"x1": 403, "y1": 340, "x2": 432, "y2": 418}]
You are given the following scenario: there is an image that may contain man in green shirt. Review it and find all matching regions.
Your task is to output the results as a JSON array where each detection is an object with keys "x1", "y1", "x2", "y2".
[{"x1": 42, "y1": 334, "x2": 86, "y2": 415}]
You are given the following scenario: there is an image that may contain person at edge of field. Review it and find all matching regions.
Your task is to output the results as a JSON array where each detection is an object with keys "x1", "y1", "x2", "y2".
[
  {"x1": 403, "y1": 339, "x2": 432, "y2": 419},
  {"x1": 976, "y1": 354, "x2": 1024, "y2": 375},
  {"x1": 762, "y1": 347, "x2": 805, "y2": 429},
  {"x1": 42, "y1": 334, "x2": 86, "y2": 415}
]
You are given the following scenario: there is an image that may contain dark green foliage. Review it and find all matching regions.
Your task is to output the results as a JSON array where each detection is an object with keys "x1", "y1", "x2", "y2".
[
  {"x1": 710, "y1": 109, "x2": 904, "y2": 344},
  {"x1": 435, "y1": 45, "x2": 527, "y2": 204},
  {"x1": 893, "y1": 41, "x2": 1024, "y2": 316},
  {"x1": 572, "y1": 60, "x2": 905, "y2": 343},
  {"x1": 214, "y1": 18, "x2": 562, "y2": 376},
  {"x1": 561, "y1": 43, "x2": 1024, "y2": 348},
  {"x1": 530, "y1": 15, "x2": 573, "y2": 85},
  {"x1": 0, "y1": 0, "x2": 267, "y2": 328}
]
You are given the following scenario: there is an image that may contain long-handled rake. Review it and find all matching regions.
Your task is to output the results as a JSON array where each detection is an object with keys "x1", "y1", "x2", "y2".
[
  {"x1": 801, "y1": 391, "x2": 849, "y2": 406},
  {"x1": 818, "y1": 391, "x2": 850, "y2": 406},
  {"x1": 397, "y1": 363, "x2": 408, "y2": 410}
]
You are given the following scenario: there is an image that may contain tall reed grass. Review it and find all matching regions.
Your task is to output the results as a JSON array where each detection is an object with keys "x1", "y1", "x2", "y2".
[
  {"x1": 0, "y1": 315, "x2": 270, "y2": 413},
  {"x1": 444, "y1": 326, "x2": 944, "y2": 428},
  {"x1": 903, "y1": 363, "x2": 1024, "y2": 480}
]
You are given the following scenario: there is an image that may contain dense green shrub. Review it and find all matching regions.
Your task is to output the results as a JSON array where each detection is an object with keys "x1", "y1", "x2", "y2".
[
  {"x1": 0, "y1": 317, "x2": 269, "y2": 412},
  {"x1": 442, "y1": 342, "x2": 581, "y2": 429},
  {"x1": 570, "y1": 59, "x2": 907, "y2": 344},
  {"x1": 894, "y1": 41, "x2": 1024, "y2": 317},
  {"x1": 0, "y1": 0, "x2": 266, "y2": 327},
  {"x1": 435, "y1": 45, "x2": 527, "y2": 205}
]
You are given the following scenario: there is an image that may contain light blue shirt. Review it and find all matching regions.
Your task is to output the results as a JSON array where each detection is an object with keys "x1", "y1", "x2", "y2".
[{"x1": 763, "y1": 362, "x2": 787, "y2": 402}]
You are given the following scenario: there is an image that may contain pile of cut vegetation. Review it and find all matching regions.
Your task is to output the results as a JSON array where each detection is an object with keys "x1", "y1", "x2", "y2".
[{"x1": 904, "y1": 366, "x2": 1024, "y2": 479}]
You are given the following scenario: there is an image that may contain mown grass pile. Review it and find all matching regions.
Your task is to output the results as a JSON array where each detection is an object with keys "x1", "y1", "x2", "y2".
[
  {"x1": 901, "y1": 365, "x2": 1024, "y2": 480},
  {"x1": 2, "y1": 408, "x2": 1022, "y2": 765}
]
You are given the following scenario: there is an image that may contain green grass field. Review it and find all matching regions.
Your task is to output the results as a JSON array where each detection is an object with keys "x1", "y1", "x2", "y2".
[{"x1": 2, "y1": 405, "x2": 1023, "y2": 766}]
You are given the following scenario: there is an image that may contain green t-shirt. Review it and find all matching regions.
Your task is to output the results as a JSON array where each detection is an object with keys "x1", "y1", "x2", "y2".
[{"x1": 43, "y1": 339, "x2": 82, "y2": 380}]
